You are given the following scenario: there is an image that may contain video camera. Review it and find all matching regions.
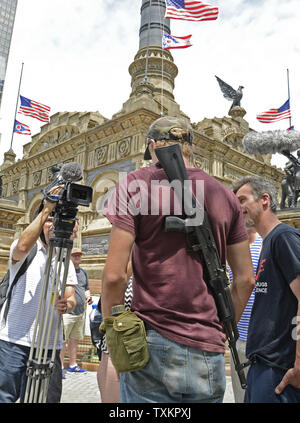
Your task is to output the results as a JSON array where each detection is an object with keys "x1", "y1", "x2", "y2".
[{"x1": 43, "y1": 162, "x2": 93, "y2": 241}]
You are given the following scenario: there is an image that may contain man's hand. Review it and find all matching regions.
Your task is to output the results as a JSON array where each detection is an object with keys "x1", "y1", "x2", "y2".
[
  {"x1": 276, "y1": 278, "x2": 300, "y2": 395},
  {"x1": 275, "y1": 367, "x2": 300, "y2": 395},
  {"x1": 86, "y1": 296, "x2": 93, "y2": 305},
  {"x1": 43, "y1": 184, "x2": 65, "y2": 212},
  {"x1": 55, "y1": 295, "x2": 69, "y2": 314}
]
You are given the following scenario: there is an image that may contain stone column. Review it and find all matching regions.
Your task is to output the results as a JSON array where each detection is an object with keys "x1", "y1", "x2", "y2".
[{"x1": 139, "y1": 0, "x2": 170, "y2": 49}]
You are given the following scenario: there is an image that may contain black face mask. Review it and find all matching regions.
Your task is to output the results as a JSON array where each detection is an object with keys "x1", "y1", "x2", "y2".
[{"x1": 40, "y1": 229, "x2": 47, "y2": 246}]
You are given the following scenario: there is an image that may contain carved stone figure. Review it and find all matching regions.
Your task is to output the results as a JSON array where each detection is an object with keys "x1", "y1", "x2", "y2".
[
  {"x1": 33, "y1": 171, "x2": 42, "y2": 187},
  {"x1": 12, "y1": 180, "x2": 19, "y2": 194},
  {"x1": 118, "y1": 138, "x2": 131, "y2": 158},
  {"x1": 280, "y1": 150, "x2": 300, "y2": 208},
  {"x1": 280, "y1": 164, "x2": 294, "y2": 209},
  {"x1": 95, "y1": 146, "x2": 108, "y2": 165}
]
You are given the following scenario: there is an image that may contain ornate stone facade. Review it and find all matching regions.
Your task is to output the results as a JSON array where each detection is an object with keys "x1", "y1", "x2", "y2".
[
  {"x1": 0, "y1": 0, "x2": 297, "y2": 281},
  {"x1": 0, "y1": 198, "x2": 25, "y2": 276},
  {"x1": 0, "y1": 103, "x2": 289, "y2": 281}
]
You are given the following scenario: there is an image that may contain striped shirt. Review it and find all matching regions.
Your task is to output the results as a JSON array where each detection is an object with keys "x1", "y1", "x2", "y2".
[
  {"x1": 228, "y1": 235, "x2": 262, "y2": 341},
  {"x1": 101, "y1": 277, "x2": 133, "y2": 354}
]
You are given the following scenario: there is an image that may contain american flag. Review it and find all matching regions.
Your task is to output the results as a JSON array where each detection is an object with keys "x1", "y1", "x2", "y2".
[
  {"x1": 165, "y1": 0, "x2": 219, "y2": 22},
  {"x1": 19, "y1": 95, "x2": 50, "y2": 123},
  {"x1": 14, "y1": 119, "x2": 31, "y2": 135},
  {"x1": 162, "y1": 33, "x2": 192, "y2": 50},
  {"x1": 256, "y1": 99, "x2": 292, "y2": 124}
]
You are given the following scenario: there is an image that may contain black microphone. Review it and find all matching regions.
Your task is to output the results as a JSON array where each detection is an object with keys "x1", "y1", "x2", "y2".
[{"x1": 242, "y1": 130, "x2": 300, "y2": 155}]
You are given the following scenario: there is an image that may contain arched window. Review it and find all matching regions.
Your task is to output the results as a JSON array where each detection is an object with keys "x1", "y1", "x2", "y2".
[{"x1": 95, "y1": 186, "x2": 115, "y2": 216}]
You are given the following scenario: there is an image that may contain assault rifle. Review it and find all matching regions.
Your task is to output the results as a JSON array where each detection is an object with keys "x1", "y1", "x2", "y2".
[{"x1": 155, "y1": 143, "x2": 247, "y2": 389}]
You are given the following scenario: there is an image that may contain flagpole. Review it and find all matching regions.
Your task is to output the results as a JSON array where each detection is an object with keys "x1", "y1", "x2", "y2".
[
  {"x1": 161, "y1": 51, "x2": 164, "y2": 116},
  {"x1": 144, "y1": 0, "x2": 152, "y2": 83},
  {"x1": 9, "y1": 62, "x2": 24, "y2": 151},
  {"x1": 287, "y1": 68, "x2": 292, "y2": 128},
  {"x1": 160, "y1": 5, "x2": 164, "y2": 115}
]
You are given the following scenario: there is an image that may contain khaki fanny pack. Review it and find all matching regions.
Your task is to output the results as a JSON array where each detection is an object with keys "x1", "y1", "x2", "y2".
[{"x1": 101, "y1": 310, "x2": 150, "y2": 373}]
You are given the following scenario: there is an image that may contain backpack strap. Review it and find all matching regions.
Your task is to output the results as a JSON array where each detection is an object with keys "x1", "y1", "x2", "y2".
[{"x1": 3, "y1": 243, "x2": 38, "y2": 323}]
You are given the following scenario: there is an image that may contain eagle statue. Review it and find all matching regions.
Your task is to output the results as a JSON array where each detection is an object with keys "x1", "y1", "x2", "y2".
[{"x1": 215, "y1": 76, "x2": 244, "y2": 113}]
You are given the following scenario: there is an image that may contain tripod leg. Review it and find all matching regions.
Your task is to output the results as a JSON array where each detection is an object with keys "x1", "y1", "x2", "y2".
[
  {"x1": 24, "y1": 236, "x2": 74, "y2": 403},
  {"x1": 33, "y1": 246, "x2": 65, "y2": 403},
  {"x1": 39, "y1": 247, "x2": 70, "y2": 403},
  {"x1": 39, "y1": 247, "x2": 72, "y2": 403}
]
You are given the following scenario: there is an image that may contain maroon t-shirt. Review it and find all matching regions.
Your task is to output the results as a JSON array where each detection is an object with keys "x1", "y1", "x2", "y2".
[{"x1": 104, "y1": 164, "x2": 248, "y2": 353}]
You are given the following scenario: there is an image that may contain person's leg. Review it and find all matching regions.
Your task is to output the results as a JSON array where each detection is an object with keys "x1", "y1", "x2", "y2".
[
  {"x1": 60, "y1": 343, "x2": 67, "y2": 378},
  {"x1": 67, "y1": 338, "x2": 79, "y2": 367},
  {"x1": 46, "y1": 350, "x2": 62, "y2": 403},
  {"x1": 98, "y1": 353, "x2": 120, "y2": 403},
  {"x1": 0, "y1": 340, "x2": 29, "y2": 403},
  {"x1": 60, "y1": 344, "x2": 66, "y2": 365},
  {"x1": 229, "y1": 339, "x2": 248, "y2": 403},
  {"x1": 66, "y1": 315, "x2": 86, "y2": 373},
  {"x1": 96, "y1": 362, "x2": 102, "y2": 401},
  {"x1": 62, "y1": 314, "x2": 73, "y2": 369}
]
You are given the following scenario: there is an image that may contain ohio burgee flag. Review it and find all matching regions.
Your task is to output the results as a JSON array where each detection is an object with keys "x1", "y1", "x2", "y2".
[{"x1": 162, "y1": 33, "x2": 192, "y2": 49}]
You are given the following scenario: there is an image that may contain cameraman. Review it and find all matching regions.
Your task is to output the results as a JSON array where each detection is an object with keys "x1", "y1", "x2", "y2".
[{"x1": 0, "y1": 185, "x2": 77, "y2": 403}]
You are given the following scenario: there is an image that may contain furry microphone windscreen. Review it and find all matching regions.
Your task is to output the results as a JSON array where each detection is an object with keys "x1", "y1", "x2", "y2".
[
  {"x1": 242, "y1": 130, "x2": 300, "y2": 155},
  {"x1": 60, "y1": 162, "x2": 83, "y2": 182}
]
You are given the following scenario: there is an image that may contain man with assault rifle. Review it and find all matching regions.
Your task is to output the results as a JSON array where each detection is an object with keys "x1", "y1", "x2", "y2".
[{"x1": 102, "y1": 116, "x2": 254, "y2": 403}]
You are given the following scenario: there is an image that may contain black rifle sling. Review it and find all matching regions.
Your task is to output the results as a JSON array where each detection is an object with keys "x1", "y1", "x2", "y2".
[
  {"x1": 191, "y1": 211, "x2": 239, "y2": 328},
  {"x1": 3, "y1": 243, "x2": 38, "y2": 323}
]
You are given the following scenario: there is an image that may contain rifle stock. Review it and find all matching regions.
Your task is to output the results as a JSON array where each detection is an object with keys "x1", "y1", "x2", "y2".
[{"x1": 155, "y1": 144, "x2": 247, "y2": 389}]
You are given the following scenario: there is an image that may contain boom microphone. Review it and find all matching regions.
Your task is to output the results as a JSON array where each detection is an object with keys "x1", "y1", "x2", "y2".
[
  {"x1": 43, "y1": 162, "x2": 83, "y2": 203},
  {"x1": 242, "y1": 130, "x2": 300, "y2": 155}
]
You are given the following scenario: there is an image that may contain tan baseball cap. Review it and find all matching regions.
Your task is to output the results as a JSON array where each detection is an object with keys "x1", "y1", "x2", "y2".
[
  {"x1": 71, "y1": 247, "x2": 83, "y2": 255},
  {"x1": 144, "y1": 115, "x2": 194, "y2": 160}
]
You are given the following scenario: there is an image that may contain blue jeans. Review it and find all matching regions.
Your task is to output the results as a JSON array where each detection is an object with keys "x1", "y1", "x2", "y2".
[
  {"x1": 245, "y1": 360, "x2": 300, "y2": 403},
  {"x1": 120, "y1": 327, "x2": 225, "y2": 403},
  {"x1": 0, "y1": 339, "x2": 61, "y2": 403}
]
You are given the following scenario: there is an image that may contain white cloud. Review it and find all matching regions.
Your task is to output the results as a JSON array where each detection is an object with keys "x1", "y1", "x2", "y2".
[{"x1": 0, "y1": 0, "x2": 299, "y2": 171}]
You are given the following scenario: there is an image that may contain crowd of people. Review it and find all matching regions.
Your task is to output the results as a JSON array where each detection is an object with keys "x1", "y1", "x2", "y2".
[{"x1": 0, "y1": 115, "x2": 299, "y2": 403}]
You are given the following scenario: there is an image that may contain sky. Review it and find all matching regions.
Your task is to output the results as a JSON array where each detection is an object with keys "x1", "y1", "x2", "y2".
[{"x1": 0, "y1": 0, "x2": 299, "y2": 170}]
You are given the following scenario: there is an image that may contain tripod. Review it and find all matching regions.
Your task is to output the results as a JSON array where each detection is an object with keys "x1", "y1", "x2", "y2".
[
  {"x1": 23, "y1": 162, "x2": 93, "y2": 403},
  {"x1": 24, "y1": 237, "x2": 73, "y2": 403}
]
